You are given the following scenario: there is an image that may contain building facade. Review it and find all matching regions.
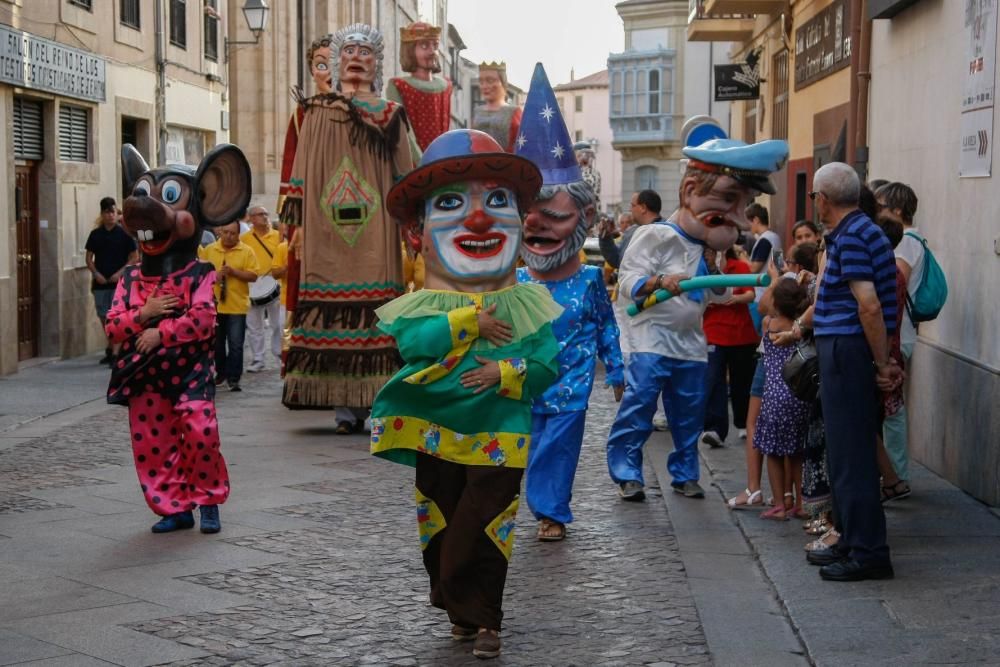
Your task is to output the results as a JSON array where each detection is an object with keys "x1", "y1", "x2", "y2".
[
  {"x1": 868, "y1": 0, "x2": 1000, "y2": 506},
  {"x1": 610, "y1": 0, "x2": 730, "y2": 214},
  {"x1": 689, "y1": 0, "x2": 854, "y2": 242},
  {"x1": 2, "y1": 0, "x2": 229, "y2": 375},
  {"x1": 554, "y1": 70, "x2": 624, "y2": 213}
]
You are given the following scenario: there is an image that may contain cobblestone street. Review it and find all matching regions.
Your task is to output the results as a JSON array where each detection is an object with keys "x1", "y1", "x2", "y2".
[{"x1": 0, "y1": 367, "x2": 712, "y2": 666}]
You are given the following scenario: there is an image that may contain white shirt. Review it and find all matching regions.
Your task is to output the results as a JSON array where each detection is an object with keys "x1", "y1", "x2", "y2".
[
  {"x1": 895, "y1": 227, "x2": 926, "y2": 348},
  {"x1": 618, "y1": 223, "x2": 724, "y2": 362}
]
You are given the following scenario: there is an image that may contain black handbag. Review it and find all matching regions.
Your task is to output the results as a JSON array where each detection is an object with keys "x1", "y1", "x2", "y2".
[{"x1": 782, "y1": 338, "x2": 820, "y2": 403}]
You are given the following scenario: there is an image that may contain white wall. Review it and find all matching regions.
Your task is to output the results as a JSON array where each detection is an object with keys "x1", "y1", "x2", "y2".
[
  {"x1": 683, "y1": 41, "x2": 730, "y2": 133},
  {"x1": 870, "y1": 4, "x2": 1000, "y2": 370}
]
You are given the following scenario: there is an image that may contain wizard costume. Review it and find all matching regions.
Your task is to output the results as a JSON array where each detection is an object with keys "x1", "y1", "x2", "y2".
[
  {"x1": 370, "y1": 129, "x2": 561, "y2": 632},
  {"x1": 514, "y1": 64, "x2": 624, "y2": 529},
  {"x1": 279, "y1": 89, "x2": 420, "y2": 409}
]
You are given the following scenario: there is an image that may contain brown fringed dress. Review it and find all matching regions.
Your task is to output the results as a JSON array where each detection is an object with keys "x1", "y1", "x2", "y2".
[{"x1": 279, "y1": 90, "x2": 419, "y2": 409}]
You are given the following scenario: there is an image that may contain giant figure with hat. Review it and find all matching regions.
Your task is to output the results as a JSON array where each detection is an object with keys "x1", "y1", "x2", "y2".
[
  {"x1": 106, "y1": 143, "x2": 253, "y2": 534},
  {"x1": 386, "y1": 21, "x2": 452, "y2": 152},
  {"x1": 514, "y1": 64, "x2": 624, "y2": 542},
  {"x1": 473, "y1": 61, "x2": 522, "y2": 152},
  {"x1": 277, "y1": 33, "x2": 336, "y2": 368},
  {"x1": 370, "y1": 129, "x2": 561, "y2": 659},
  {"x1": 279, "y1": 23, "x2": 420, "y2": 423},
  {"x1": 573, "y1": 140, "x2": 602, "y2": 210},
  {"x1": 606, "y1": 133, "x2": 789, "y2": 502}
]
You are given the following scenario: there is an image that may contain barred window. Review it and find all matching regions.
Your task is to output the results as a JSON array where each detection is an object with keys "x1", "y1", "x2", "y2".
[
  {"x1": 169, "y1": 0, "x2": 186, "y2": 49},
  {"x1": 120, "y1": 0, "x2": 140, "y2": 29},
  {"x1": 68, "y1": 0, "x2": 93, "y2": 10},
  {"x1": 772, "y1": 50, "x2": 789, "y2": 140},
  {"x1": 13, "y1": 98, "x2": 44, "y2": 161},
  {"x1": 58, "y1": 104, "x2": 90, "y2": 162}
]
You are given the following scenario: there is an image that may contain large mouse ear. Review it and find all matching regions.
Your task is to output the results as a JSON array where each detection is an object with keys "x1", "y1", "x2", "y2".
[
  {"x1": 194, "y1": 144, "x2": 252, "y2": 227},
  {"x1": 121, "y1": 144, "x2": 150, "y2": 195}
]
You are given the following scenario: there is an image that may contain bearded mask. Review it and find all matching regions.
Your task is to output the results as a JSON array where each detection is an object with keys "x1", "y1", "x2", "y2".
[{"x1": 521, "y1": 182, "x2": 595, "y2": 273}]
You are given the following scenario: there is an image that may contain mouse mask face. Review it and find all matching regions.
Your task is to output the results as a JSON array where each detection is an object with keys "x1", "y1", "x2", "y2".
[{"x1": 120, "y1": 144, "x2": 251, "y2": 276}]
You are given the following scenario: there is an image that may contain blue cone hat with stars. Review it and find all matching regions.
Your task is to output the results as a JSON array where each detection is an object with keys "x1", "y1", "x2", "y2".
[{"x1": 515, "y1": 63, "x2": 582, "y2": 186}]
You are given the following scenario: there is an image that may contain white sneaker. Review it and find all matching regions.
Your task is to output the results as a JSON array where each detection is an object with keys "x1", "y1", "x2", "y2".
[
  {"x1": 738, "y1": 428, "x2": 748, "y2": 439},
  {"x1": 246, "y1": 360, "x2": 265, "y2": 373},
  {"x1": 652, "y1": 416, "x2": 669, "y2": 431},
  {"x1": 701, "y1": 431, "x2": 723, "y2": 448}
]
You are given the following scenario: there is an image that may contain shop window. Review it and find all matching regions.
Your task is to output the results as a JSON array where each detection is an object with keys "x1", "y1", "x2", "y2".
[
  {"x1": 169, "y1": 0, "x2": 186, "y2": 49},
  {"x1": 58, "y1": 104, "x2": 91, "y2": 162}
]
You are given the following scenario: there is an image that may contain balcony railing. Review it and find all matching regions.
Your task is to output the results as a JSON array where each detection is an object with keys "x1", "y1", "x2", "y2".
[
  {"x1": 703, "y1": 0, "x2": 784, "y2": 15},
  {"x1": 608, "y1": 49, "x2": 677, "y2": 146},
  {"x1": 687, "y1": 0, "x2": 756, "y2": 42}
]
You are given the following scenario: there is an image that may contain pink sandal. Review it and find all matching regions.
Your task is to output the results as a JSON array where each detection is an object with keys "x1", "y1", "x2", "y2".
[{"x1": 760, "y1": 505, "x2": 789, "y2": 521}]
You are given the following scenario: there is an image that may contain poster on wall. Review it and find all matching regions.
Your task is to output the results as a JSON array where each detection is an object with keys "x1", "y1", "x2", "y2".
[{"x1": 960, "y1": 0, "x2": 997, "y2": 178}]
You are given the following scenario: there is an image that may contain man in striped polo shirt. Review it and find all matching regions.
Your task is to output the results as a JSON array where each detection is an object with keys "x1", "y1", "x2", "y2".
[{"x1": 808, "y1": 162, "x2": 902, "y2": 582}]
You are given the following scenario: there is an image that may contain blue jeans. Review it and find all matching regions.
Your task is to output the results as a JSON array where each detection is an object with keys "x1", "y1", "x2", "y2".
[
  {"x1": 215, "y1": 314, "x2": 246, "y2": 383},
  {"x1": 882, "y1": 342, "x2": 913, "y2": 481},
  {"x1": 704, "y1": 343, "x2": 757, "y2": 440},
  {"x1": 93, "y1": 288, "x2": 114, "y2": 323},
  {"x1": 606, "y1": 352, "x2": 707, "y2": 487}
]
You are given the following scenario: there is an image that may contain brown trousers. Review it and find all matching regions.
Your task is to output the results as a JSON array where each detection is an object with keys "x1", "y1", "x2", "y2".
[{"x1": 415, "y1": 453, "x2": 523, "y2": 631}]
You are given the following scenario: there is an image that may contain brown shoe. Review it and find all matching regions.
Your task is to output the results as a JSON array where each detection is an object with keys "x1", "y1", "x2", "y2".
[
  {"x1": 451, "y1": 625, "x2": 477, "y2": 642},
  {"x1": 472, "y1": 629, "x2": 501, "y2": 659}
]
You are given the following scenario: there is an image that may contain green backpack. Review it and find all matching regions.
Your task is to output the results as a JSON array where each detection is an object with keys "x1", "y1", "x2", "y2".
[{"x1": 903, "y1": 231, "x2": 948, "y2": 323}]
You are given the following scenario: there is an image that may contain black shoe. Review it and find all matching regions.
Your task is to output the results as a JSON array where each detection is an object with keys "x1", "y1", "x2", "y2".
[
  {"x1": 228, "y1": 381, "x2": 242, "y2": 392},
  {"x1": 618, "y1": 481, "x2": 645, "y2": 501},
  {"x1": 214, "y1": 375, "x2": 227, "y2": 386},
  {"x1": 672, "y1": 481, "x2": 706, "y2": 498},
  {"x1": 806, "y1": 545, "x2": 847, "y2": 566},
  {"x1": 99, "y1": 353, "x2": 112, "y2": 365},
  {"x1": 820, "y1": 558, "x2": 894, "y2": 582}
]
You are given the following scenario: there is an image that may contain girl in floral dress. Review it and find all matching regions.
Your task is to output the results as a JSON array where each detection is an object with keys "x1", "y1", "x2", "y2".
[{"x1": 754, "y1": 278, "x2": 812, "y2": 520}]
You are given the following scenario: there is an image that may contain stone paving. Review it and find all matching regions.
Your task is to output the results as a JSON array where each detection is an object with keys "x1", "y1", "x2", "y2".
[{"x1": 0, "y1": 368, "x2": 712, "y2": 666}]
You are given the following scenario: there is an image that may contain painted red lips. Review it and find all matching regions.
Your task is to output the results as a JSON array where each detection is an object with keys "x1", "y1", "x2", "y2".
[{"x1": 454, "y1": 233, "x2": 506, "y2": 258}]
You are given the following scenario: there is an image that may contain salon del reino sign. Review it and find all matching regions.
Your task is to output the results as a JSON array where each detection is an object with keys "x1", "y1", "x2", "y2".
[
  {"x1": 794, "y1": 0, "x2": 851, "y2": 91},
  {"x1": 0, "y1": 25, "x2": 107, "y2": 103}
]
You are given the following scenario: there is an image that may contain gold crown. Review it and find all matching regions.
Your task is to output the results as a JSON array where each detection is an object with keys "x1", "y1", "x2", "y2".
[
  {"x1": 479, "y1": 61, "x2": 507, "y2": 75},
  {"x1": 400, "y1": 22, "x2": 441, "y2": 42}
]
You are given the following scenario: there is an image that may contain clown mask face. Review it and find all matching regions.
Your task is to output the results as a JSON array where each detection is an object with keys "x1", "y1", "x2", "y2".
[
  {"x1": 521, "y1": 190, "x2": 589, "y2": 275},
  {"x1": 420, "y1": 181, "x2": 522, "y2": 289},
  {"x1": 310, "y1": 45, "x2": 332, "y2": 93},
  {"x1": 414, "y1": 39, "x2": 441, "y2": 73},
  {"x1": 340, "y1": 42, "x2": 376, "y2": 92},
  {"x1": 678, "y1": 174, "x2": 753, "y2": 251}
]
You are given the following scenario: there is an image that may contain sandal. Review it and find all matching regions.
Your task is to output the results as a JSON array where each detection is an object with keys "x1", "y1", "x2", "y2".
[
  {"x1": 804, "y1": 518, "x2": 831, "y2": 535},
  {"x1": 726, "y1": 488, "x2": 764, "y2": 510},
  {"x1": 760, "y1": 505, "x2": 789, "y2": 521},
  {"x1": 804, "y1": 528, "x2": 840, "y2": 552},
  {"x1": 537, "y1": 519, "x2": 566, "y2": 542},
  {"x1": 881, "y1": 480, "x2": 911, "y2": 504}
]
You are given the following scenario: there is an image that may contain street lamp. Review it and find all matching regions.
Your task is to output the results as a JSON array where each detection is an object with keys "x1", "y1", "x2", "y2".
[{"x1": 224, "y1": 0, "x2": 270, "y2": 63}]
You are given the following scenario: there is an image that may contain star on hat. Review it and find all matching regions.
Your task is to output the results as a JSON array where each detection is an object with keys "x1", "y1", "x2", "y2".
[{"x1": 514, "y1": 63, "x2": 582, "y2": 186}]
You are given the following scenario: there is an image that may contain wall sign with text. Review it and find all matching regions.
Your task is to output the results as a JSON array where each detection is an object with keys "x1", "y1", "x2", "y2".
[
  {"x1": 0, "y1": 25, "x2": 107, "y2": 103},
  {"x1": 714, "y1": 63, "x2": 760, "y2": 101},
  {"x1": 794, "y1": 0, "x2": 851, "y2": 91}
]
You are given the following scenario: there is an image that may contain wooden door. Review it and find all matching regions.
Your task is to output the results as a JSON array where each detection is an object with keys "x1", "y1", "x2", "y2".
[{"x1": 15, "y1": 164, "x2": 40, "y2": 360}]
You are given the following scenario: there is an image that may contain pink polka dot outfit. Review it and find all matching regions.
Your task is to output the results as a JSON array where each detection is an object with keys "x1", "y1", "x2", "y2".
[{"x1": 105, "y1": 260, "x2": 230, "y2": 515}]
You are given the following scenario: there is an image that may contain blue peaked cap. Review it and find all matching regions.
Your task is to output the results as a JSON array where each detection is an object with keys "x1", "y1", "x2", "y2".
[
  {"x1": 514, "y1": 63, "x2": 582, "y2": 186},
  {"x1": 682, "y1": 138, "x2": 789, "y2": 195}
]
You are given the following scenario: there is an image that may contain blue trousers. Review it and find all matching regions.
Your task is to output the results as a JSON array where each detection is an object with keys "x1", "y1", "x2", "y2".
[
  {"x1": 526, "y1": 410, "x2": 588, "y2": 525},
  {"x1": 606, "y1": 352, "x2": 707, "y2": 487},
  {"x1": 817, "y1": 335, "x2": 890, "y2": 566},
  {"x1": 215, "y1": 314, "x2": 246, "y2": 383}
]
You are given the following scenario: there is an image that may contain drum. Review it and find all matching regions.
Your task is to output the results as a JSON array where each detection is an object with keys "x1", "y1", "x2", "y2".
[{"x1": 249, "y1": 273, "x2": 280, "y2": 306}]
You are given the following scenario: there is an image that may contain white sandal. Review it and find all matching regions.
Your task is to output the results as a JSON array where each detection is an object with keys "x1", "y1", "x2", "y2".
[{"x1": 727, "y1": 488, "x2": 763, "y2": 510}]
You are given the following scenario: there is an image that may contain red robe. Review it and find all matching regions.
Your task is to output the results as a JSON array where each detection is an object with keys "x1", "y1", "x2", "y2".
[{"x1": 388, "y1": 77, "x2": 453, "y2": 151}]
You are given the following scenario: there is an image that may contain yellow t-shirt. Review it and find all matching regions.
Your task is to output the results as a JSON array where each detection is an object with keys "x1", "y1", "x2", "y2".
[
  {"x1": 240, "y1": 227, "x2": 282, "y2": 275},
  {"x1": 198, "y1": 240, "x2": 260, "y2": 315},
  {"x1": 272, "y1": 240, "x2": 289, "y2": 307}
]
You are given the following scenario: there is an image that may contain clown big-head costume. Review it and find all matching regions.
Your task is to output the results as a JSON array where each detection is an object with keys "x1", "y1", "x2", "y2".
[
  {"x1": 372, "y1": 129, "x2": 561, "y2": 655},
  {"x1": 386, "y1": 129, "x2": 542, "y2": 291}
]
